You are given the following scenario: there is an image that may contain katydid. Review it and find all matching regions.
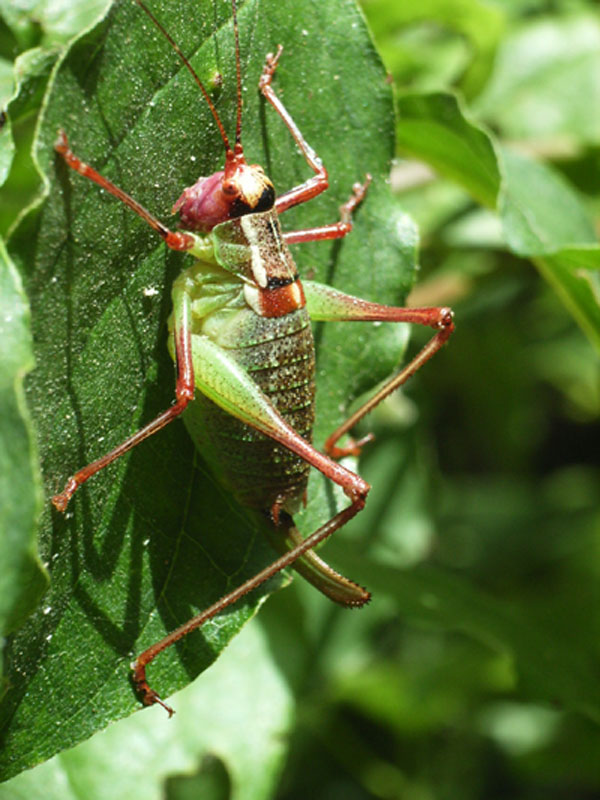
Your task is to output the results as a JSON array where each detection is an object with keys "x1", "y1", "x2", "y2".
[{"x1": 52, "y1": 0, "x2": 454, "y2": 716}]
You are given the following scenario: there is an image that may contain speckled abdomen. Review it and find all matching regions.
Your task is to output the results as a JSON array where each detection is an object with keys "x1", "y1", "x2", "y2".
[{"x1": 183, "y1": 306, "x2": 315, "y2": 513}]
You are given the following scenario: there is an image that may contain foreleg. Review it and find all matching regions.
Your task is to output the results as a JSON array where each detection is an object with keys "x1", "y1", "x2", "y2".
[
  {"x1": 259, "y1": 46, "x2": 329, "y2": 214},
  {"x1": 283, "y1": 177, "x2": 371, "y2": 244},
  {"x1": 55, "y1": 130, "x2": 195, "y2": 252}
]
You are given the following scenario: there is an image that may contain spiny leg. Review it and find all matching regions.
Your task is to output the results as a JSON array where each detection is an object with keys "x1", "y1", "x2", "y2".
[
  {"x1": 52, "y1": 288, "x2": 195, "y2": 511},
  {"x1": 184, "y1": 332, "x2": 370, "y2": 504},
  {"x1": 283, "y1": 176, "x2": 372, "y2": 245},
  {"x1": 264, "y1": 512, "x2": 370, "y2": 607},
  {"x1": 303, "y1": 281, "x2": 455, "y2": 458},
  {"x1": 55, "y1": 130, "x2": 195, "y2": 252},
  {"x1": 259, "y1": 51, "x2": 370, "y2": 235},
  {"x1": 130, "y1": 332, "x2": 376, "y2": 713},
  {"x1": 325, "y1": 310, "x2": 453, "y2": 458},
  {"x1": 53, "y1": 283, "x2": 372, "y2": 710},
  {"x1": 132, "y1": 493, "x2": 366, "y2": 715},
  {"x1": 259, "y1": 46, "x2": 330, "y2": 213}
]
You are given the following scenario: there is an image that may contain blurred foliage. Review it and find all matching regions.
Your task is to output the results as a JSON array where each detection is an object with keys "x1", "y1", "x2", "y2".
[{"x1": 1, "y1": 0, "x2": 599, "y2": 798}]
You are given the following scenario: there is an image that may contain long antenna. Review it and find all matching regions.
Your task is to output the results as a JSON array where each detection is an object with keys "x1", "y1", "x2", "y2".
[
  {"x1": 133, "y1": 0, "x2": 234, "y2": 156},
  {"x1": 231, "y1": 0, "x2": 243, "y2": 149}
]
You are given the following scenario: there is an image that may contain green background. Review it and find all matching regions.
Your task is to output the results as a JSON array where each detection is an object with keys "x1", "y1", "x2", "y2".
[{"x1": 1, "y1": 0, "x2": 599, "y2": 797}]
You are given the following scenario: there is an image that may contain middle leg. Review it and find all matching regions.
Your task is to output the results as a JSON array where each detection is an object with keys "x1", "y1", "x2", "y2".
[{"x1": 52, "y1": 285, "x2": 195, "y2": 511}]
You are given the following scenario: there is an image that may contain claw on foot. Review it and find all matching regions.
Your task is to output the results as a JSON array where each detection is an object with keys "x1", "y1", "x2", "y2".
[
  {"x1": 131, "y1": 661, "x2": 175, "y2": 717},
  {"x1": 259, "y1": 44, "x2": 284, "y2": 87},
  {"x1": 52, "y1": 478, "x2": 78, "y2": 512},
  {"x1": 325, "y1": 432, "x2": 375, "y2": 460}
]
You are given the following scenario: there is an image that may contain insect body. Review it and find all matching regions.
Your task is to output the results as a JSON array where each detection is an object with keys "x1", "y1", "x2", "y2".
[{"x1": 52, "y1": 0, "x2": 454, "y2": 715}]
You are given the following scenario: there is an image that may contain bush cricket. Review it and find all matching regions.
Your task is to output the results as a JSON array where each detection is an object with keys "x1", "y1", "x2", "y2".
[{"x1": 52, "y1": 0, "x2": 454, "y2": 715}]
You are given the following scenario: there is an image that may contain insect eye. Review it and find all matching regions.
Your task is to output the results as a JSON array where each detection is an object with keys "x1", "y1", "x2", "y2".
[
  {"x1": 229, "y1": 197, "x2": 254, "y2": 218},
  {"x1": 230, "y1": 182, "x2": 275, "y2": 218},
  {"x1": 255, "y1": 183, "x2": 275, "y2": 212}
]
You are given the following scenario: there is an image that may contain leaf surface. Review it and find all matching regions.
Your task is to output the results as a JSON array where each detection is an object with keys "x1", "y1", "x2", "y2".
[
  {"x1": 0, "y1": 622, "x2": 292, "y2": 800},
  {"x1": 1, "y1": 0, "x2": 412, "y2": 778}
]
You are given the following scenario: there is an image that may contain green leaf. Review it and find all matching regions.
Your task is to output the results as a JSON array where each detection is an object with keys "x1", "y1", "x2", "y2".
[
  {"x1": 0, "y1": 46, "x2": 58, "y2": 228},
  {"x1": 499, "y1": 147, "x2": 596, "y2": 255},
  {"x1": 362, "y1": 0, "x2": 505, "y2": 97},
  {"x1": 0, "y1": 239, "x2": 48, "y2": 637},
  {"x1": 397, "y1": 92, "x2": 500, "y2": 208},
  {"x1": 328, "y1": 548, "x2": 600, "y2": 722},
  {"x1": 0, "y1": 56, "x2": 12, "y2": 108},
  {"x1": 474, "y1": 14, "x2": 600, "y2": 147},
  {"x1": 32, "y1": 0, "x2": 114, "y2": 43},
  {"x1": 395, "y1": 90, "x2": 600, "y2": 353},
  {"x1": 0, "y1": 0, "x2": 113, "y2": 48},
  {"x1": 498, "y1": 148, "x2": 600, "y2": 352},
  {"x1": 1, "y1": 0, "x2": 412, "y2": 779},
  {"x1": 533, "y1": 247, "x2": 600, "y2": 354},
  {"x1": 0, "y1": 622, "x2": 292, "y2": 800}
]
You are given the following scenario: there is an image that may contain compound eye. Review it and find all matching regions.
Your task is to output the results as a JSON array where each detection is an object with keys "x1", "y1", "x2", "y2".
[
  {"x1": 229, "y1": 197, "x2": 253, "y2": 218},
  {"x1": 254, "y1": 182, "x2": 275, "y2": 212},
  {"x1": 230, "y1": 181, "x2": 275, "y2": 218}
]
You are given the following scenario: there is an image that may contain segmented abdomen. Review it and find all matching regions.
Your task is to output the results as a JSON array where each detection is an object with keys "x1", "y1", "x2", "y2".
[{"x1": 184, "y1": 306, "x2": 315, "y2": 513}]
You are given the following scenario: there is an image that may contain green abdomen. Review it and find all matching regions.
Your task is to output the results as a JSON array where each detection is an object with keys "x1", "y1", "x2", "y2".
[{"x1": 184, "y1": 307, "x2": 315, "y2": 513}]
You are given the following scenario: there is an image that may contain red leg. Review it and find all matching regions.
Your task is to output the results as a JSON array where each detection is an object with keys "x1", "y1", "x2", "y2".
[
  {"x1": 186, "y1": 333, "x2": 371, "y2": 506},
  {"x1": 55, "y1": 130, "x2": 195, "y2": 252},
  {"x1": 259, "y1": 46, "x2": 330, "y2": 214},
  {"x1": 132, "y1": 494, "x2": 366, "y2": 715},
  {"x1": 283, "y1": 176, "x2": 371, "y2": 244},
  {"x1": 128, "y1": 331, "x2": 375, "y2": 713},
  {"x1": 52, "y1": 132, "x2": 198, "y2": 508},
  {"x1": 52, "y1": 291, "x2": 195, "y2": 511},
  {"x1": 326, "y1": 310, "x2": 453, "y2": 458},
  {"x1": 303, "y1": 281, "x2": 455, "y2": 458}
]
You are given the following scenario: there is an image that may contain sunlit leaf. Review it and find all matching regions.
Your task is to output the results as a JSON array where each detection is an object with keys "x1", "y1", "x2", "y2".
[{"x1": 1, "y1": 0, "x2": 411, "y2": 778}]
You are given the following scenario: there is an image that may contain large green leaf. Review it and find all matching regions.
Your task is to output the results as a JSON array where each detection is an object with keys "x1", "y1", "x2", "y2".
[
  {"x1": 1, "y1": 0, "x2": 414, "y2": 779},
  {"x1": 0, "y1": 621, "x2": 293, "y2": 800}
]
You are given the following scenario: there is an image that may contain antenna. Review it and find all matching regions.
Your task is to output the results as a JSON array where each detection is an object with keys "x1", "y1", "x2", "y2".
[
  {"x1": 231, "y1": 0, "x2": 243, "y2": 149},
  {"x1": 133, "y1": 0, "x2": 242, "y2": 157}
]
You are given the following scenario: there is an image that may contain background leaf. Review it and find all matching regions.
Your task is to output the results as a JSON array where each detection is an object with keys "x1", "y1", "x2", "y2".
[
  {"x1": 361, "y1": 0, "x2": 505, "y2": 97},
  {"x1": 397, "y1": 91, "x2": 500, "y2": 207},
  {"x1": 0, "y1": 240, "x2": 47, "y2": 637},
  {"x1": 0, "y1": 0, "x2": 113, "y2": 232},
  {"x1": 0, "y1": 621, "x2": 293, "y2": 800},
  {"x1": 395, "y1": 88, "x2": 600, "y2": 354},
  {"x1": 0, "y1": 0, "x2": 112, "y2": 48},
  {"x1": 474, "y1": 14, "x2": 600, "y2": 147},
  {"x1": 499, "y1": 147, "x2": 596, "y2": 255}
]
